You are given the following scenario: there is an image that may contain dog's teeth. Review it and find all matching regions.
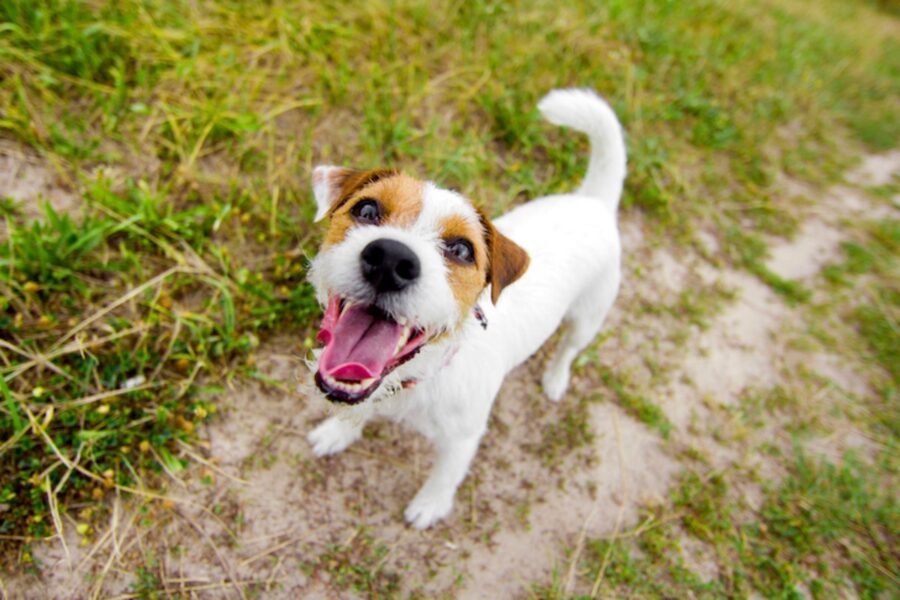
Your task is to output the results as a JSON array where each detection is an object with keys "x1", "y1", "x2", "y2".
[
  {"x1": 323, "y1": 373, "x2": 375, "y2": 394},
  {"x1": 396, "y1": 315, "x2": 408, "y2": 326},
  {"x1": 395, "y1": 326, "x2": 411, "y2": 354}
]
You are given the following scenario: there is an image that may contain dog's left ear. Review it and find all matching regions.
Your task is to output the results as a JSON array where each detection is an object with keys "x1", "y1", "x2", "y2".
[
  {"x1": 312, "y1": 165, "x2": 397, "y2": 221},
  {"x1": 479, "y1": 211, "x2": 530, "y2": 305}
]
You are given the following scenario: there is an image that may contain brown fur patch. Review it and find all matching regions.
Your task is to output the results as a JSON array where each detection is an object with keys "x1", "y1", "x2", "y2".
[
  {"x1": 440, "y1": 214, "x2": 490, "y2": 317},
  {"x1": 322, "y1": 173, "x2": 424, "y2": 247},
  {"x1": 324, "y1": 168, "x2": 397, "y2": 218},
  {"x1": 478, "y1": 210, "x2": 530, "y2": 304}
]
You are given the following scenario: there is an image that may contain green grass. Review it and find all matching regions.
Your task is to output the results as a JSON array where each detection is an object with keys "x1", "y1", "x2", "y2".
[
  {"x1": 527, "y1": 397, "x2": 595, "y2": 469},
  {"x1": 300, "y1": 529, "x2": 401, "y2": 596},
  {"x1": 821, "y1": 218, "x2": 899, "y2": 435},
  {"x1": 598, "y1": 370, "x2": 672, "y2": 438},
  {"x1": 0, "y1": 0, "x2": 897, "y2": 582},
  {"x1": 0, "y1": 190, "x2": 318, "y2": 547},
  {"x1": 536, "y1": 450, "x2": 898, "y2": 599}
]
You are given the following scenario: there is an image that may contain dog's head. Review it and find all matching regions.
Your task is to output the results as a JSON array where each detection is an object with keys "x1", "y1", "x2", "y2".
[{"x1": 307, "y1": 166, "x2": 529, "y2": 404}]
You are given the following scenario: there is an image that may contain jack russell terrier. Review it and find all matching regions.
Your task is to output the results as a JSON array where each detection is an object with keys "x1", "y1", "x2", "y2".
[{"x1": 306, "y1": 88, "x2": 626, "y2": 528}]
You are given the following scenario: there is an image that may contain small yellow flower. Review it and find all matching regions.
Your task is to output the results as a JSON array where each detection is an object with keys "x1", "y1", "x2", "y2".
[
  {"x1": 96, "y1": 404, "x2": 110, "y2": 415},
  {"x1": 23, "y1": 281, "x2": 40, "y2": 293},
  {"x1": 32, "y1": 386, "x2": 46, "y2": 399}
]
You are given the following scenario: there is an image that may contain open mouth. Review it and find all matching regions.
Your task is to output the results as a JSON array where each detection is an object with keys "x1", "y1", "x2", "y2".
[{"x1": 315, "y1": 296, "x2": 429, "y2": 403}]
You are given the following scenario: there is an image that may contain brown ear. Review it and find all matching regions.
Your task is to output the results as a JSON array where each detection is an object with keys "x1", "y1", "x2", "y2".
[
  {"x1": 312, "y1": 166, "x2": 397, "y2": 221},
  {"x1": 480, "y1": 211, "x2": 530, "y2": 304}
]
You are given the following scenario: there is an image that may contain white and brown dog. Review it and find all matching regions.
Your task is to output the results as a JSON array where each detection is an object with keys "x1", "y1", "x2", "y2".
[{"x1": 306, "y1": 89, "x2": 626, "y2": 528}]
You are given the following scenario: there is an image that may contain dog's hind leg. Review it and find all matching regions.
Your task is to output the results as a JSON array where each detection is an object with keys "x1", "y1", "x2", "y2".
[{"x1": 542, "y1": 270, "x2": 620, "y2": 402}]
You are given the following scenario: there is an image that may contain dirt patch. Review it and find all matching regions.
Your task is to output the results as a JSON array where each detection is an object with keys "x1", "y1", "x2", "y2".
[
  {"x1": 845, "y1": 150, "x2": 900, "y2": 188},
  {"x1": 766, "y1": 219, "x2": 845, "y2": 281},
  {"x1": 0, "y1": 140, "x2": 79, "y2": 223}
]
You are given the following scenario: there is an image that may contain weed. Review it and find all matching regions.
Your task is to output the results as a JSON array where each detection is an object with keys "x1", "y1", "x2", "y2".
[
  {"x1": 301, "y1": 530, "x2": 400, "y2": 596},
  {"x1": 571, "y1": 451, "x2": 898, "y2": 598},
  {"x1": 130, "y1": 563, "x2": 163, "y2": 599},
  {"x1": 526, "y1": 398, "x2": 594, "y2": 469},
  {"x1": 724, "y1": 226, "x2": 812, "y2": 304},
  {"x1": 598, "y1": 370, "x2": 672, "y2": 438},
  {"x1": 821, "y1": 218, "x2": 899, "y2": 417},
  {"x1": 0, "y1": 189, "x2": 317, "y2": 545}
]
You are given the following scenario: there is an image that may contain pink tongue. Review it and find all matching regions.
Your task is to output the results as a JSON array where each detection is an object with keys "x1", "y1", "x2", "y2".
[{"x1": 318, "y1": 303, "x2": 403, "y2": 381}]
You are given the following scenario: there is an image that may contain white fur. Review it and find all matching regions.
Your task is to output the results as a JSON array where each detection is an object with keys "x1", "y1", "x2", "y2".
[
  {"x1": 312, "y1": 165, "x2": 343, "y2": 221},
  {"x1": 307, "y1": 88, "x2": 626, "y2": 528}
]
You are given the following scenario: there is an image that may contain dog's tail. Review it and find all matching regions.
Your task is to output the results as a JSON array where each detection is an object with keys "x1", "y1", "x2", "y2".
[{"x1": 537, "y1": 88, "x2": 626, "y2": 209}]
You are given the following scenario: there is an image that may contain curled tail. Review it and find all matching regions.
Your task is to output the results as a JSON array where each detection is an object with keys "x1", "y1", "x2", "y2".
[{"x1": 537, "y1": 88, "x2": 627, "y2": 210}]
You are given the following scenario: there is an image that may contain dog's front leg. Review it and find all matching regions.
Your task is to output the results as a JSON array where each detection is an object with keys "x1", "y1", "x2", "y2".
[
  {"x1": 404, "y1": 434, "x2": 481, "y2": 529},
  {"x1": 308, "y1": 412, "x2": 368, "y2": 457}
]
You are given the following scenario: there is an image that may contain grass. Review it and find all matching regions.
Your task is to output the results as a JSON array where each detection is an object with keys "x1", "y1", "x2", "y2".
[
  {"x1": 820, "y1": 217, "x2": 899, "y2": 435},
  {"x1": 0, "y1": 0, "x2": 897, "y2": 594},
  {"x1": 0, "y1": 184, "x2": 318, "y2": 549},
  {"x1": 535, "y1": 450, "x2": 898, "y2": 599},
  {"x1": 526, "y1": 397, "x2": 595, "y2": 469},
  {"x1": 598, "y1": 370, "x2": 672, "y2": 438},
  {"x1": 300, "y1": 529, "x2": 401, "y2": 596}
]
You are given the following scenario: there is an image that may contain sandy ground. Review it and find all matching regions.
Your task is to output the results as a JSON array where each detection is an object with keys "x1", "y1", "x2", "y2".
[
  {"x1": 0, "y1": 141, "x2": 80, "y2": 229},
  {"x1": 1, "y1": 151, "x2": 897, "y2": 599}
]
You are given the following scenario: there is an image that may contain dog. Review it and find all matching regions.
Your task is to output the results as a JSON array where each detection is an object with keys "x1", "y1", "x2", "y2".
[{"x1": 305, "y1": 89, "x2": 626, "y2": 528}]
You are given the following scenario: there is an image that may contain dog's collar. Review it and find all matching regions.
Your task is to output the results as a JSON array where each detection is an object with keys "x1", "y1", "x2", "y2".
[
  {"x1": 399, "y1": 343, "x2": 459, "y2": 390},
  {"x1": 474, "y1": 304, "x2": 488, "y2": 330}
]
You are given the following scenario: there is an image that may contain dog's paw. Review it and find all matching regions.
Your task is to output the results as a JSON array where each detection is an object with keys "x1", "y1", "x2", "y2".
[
  {"x1": 404, "y1": 491, "x2": 454, "y2": 529},
  {"x1": 307, "y1": 417, "x2": 361, "y2": 457},
  {"x1": 541, "y1": 366, "x2": 569, "y2": 402}
]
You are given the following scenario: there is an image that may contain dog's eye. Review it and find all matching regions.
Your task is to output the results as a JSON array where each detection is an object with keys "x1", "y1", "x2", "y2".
[
  {"x1": 350, "y1": 199, "x2": 382, "y2": 224},
  {"x1": 443, "y1": 238, "x2": 475, "y2": 265}
]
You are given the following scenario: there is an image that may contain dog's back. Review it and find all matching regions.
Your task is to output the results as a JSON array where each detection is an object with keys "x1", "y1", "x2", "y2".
[{"x1": 478, "y1": 90, "x2": 627, "y2": 379}]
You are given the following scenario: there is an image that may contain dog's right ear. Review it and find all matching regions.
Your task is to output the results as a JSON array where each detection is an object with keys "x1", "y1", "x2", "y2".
[{"x1": 312, "y1": 165, "x2": 396, "y2": 221}]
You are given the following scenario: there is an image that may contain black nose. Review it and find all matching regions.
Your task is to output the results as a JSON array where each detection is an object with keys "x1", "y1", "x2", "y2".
[{"x1": 360, "y1": 239, "x2": 421, "y2": 293}]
